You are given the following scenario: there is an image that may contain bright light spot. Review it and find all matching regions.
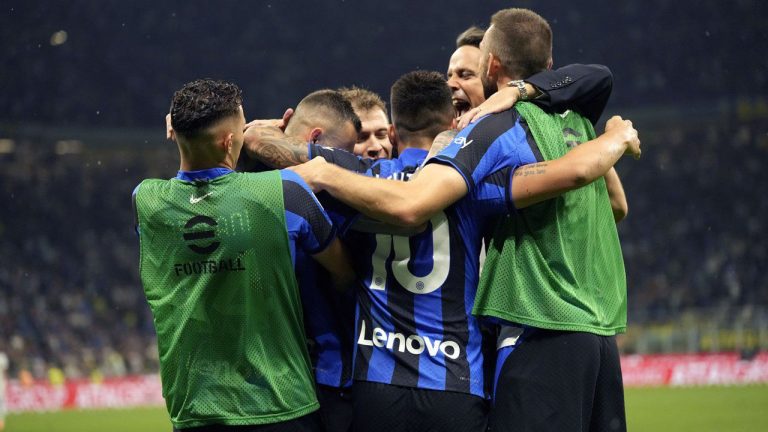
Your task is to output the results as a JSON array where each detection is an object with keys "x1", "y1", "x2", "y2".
[
  {"x1": 0, "y1": 139, "x2": 15, "y2": 154},
  {"x1": 55, "y1": 140, "x2": 83, "y2": 155},
  {"x1": 50, "y1": 30, "x2": 68, "y2": 46}
]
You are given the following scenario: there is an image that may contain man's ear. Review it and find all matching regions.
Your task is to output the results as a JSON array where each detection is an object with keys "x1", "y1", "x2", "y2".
[
  {"x1": 450, "y1": 117, "x2": 458, "y2": 130},
  {"x1": 223, "y1": 132, "x2": 234, "y2": 153},
  {"x1": 546, "y1": 57, "x2": 553, "y2": 70},
  {"x1": 165, "y1": 113, "x2": 176, "y2": 141},
  {"x1": 487, "y1": 53, "x2": 501, "y2": 80},
  {"x1": 309, "y1": 128, "x2": 323, "y2": 144},
  {"x1": 281, "y1": 108, "x2": 294, "y2": 131},
  {"x1": 388, "y1": 124, "x2": 400, "y2": 151}
]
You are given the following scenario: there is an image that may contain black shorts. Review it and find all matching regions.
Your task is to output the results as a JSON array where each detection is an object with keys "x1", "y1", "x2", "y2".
[
  {"x1": 316, "y1": 384, "x2": 354, "y2": 432},
  {"x1": 352, "y1": 381, "x2": 488, "y2": 432},
  {"x1": 490, "y1": 327, "x2": 626, "y2": 432},
  {"x1": 173, "y1": 411, "x2": 323, "y2": 432}
]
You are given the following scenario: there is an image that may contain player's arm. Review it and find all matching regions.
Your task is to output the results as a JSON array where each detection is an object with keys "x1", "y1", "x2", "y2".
[
  {"x1": 290, "y1": 158, "x2": 468, "y2": 227},
  {"x1": 510, "y1": 116, "x2": 640, "y2": 209},
  {"x1": 292, "y1": 117, "x2": 639, "y2": 227},
  {"x1": 604, "y1": 167, "x2": 628, "y2": 222},
  {"x1": 526, "y1": 64, "x2": 613, "y2": 125},
  {"x1": 282, "y1": 170, "x2": 355, "y2": 290},
  {"x1": 424, "y1": 129, "x2": 459, "y2": 163},
  {"x1": 243, "y1": 126, "x2": 310, "y2": 168},
  {"x1": 460, "y1": 64, "x2": 612, "y2": 128}
]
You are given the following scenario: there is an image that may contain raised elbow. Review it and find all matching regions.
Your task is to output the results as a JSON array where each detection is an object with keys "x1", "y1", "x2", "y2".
[
  {"x1": 393, "y1": 208, "x2": 430, "y2": 228},
  {"x1": 613, "y1": 204, "x2": 628, "y2": 223},
  {"x1": 570, "y1": 165, "x2": 592, "y2": 188}
]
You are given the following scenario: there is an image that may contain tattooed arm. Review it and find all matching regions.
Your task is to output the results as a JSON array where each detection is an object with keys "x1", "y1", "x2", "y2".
[
  {"x1": 422, "y1": 129, "x2": 459, "y2": 165},
  {"x1": 510, "y1": 116, "x2": 640, "y2": 209},
  {"x1": 290, "y1": 116, "x2": 640, "y2": 226},
  {"x1": 243, "y1": 126, "x2": 309, "y2": 168}
]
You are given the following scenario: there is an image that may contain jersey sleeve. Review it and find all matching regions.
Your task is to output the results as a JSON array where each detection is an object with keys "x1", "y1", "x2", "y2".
[
  {"x1": 280, "y1": 170, "x2": 336, "y2": 255},
  {"x1": 526, "y1": 63, "x2": 613, "y2": 125},
  {"x1": 309, "y1": 144, "x2": 374, "y2": 174},
  {"x1": 471, "y1": 167, "x2": 516, "y2": 217},
  {"x1": 132, "y1": 183, "x2": 141, "y2": 237},
  {"x1": 427, "y1": 110, "x2": 539, "y2": 191}
]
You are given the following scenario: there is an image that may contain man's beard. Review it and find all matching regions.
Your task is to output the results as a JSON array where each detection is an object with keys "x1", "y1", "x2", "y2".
[
  {"x1": 482, "y1": 75, "x2": 498, "y2": 100},
  {"x1": 480, "y1": 67, "x2": 498, "y2": 100}
]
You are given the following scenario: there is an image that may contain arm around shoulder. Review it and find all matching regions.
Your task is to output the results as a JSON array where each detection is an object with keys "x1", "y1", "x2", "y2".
[
  {"x1": 290, "y1": 157, "x2": 468, "y2": 227},
  {"x1": 511, "y1": 116, "x2": 640, "y2": 209}
]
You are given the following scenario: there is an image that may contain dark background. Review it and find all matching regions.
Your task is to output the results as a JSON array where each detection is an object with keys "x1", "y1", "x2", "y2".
[{"x1": 2, "y1": 0, "x2": 766, "y2": 127}]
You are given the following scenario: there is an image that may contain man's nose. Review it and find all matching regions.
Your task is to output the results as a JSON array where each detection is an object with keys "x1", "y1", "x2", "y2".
[
  {"x1": 366, "y1": 140, "x2": 384, "y2": 158},
  {"x1": 447, "y1": 76, "x2": 460, "y2": 91}
]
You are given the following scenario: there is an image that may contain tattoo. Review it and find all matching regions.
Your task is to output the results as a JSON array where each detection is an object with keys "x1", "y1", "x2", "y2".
[
  {"x1": 246, "y1": 127, "x2": 309, "y2": 168},
  {"x1": 513, "y1": 162, "x2": 549, "y2": 177},
  {"x1": 425, "y1": 129, "x2": 459, "y2": 161}
]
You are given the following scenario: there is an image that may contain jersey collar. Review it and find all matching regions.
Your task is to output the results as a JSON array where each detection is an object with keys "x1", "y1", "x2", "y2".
[
  {"x1": 176, "y1": 167, "x2": 233, "y2": 182},
  {"x1": 398, "y1": 148, "x2": 428, "y2": 167}
]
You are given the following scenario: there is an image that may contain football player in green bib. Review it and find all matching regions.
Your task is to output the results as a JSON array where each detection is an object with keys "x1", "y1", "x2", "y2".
[{"x1": 133, "y1": 79, "x2": 352, "y2": 431}]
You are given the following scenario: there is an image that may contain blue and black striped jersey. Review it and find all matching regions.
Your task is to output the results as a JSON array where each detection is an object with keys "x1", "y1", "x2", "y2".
[
  {"x1": 427, "y1": 110, "x2": 540, "y2": 201},
  {"x1": 235, "y1": 160, "x2": 357, "y2": 389},
  {"x1": 310, "y1": 145, "x2": 512, "y2": 398}
]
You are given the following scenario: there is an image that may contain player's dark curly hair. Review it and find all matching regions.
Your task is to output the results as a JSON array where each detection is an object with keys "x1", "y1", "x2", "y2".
[
  {"x1": 390, "y1": 70, "x2": 454, "y2": 136},
  {"x1": 170, "y1": 79, "x2": 243, "y2": 137}
]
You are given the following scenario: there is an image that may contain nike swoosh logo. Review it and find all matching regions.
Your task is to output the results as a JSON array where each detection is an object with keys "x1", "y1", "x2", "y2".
[{"x1": 189, "y1": 192, "x2": 212, "y2": 204}]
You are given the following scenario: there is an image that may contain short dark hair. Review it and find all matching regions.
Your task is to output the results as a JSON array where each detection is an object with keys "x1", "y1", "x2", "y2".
[
  {"x1": 488, "y1": 8, "x2": 552, "y2": 78},
  {"x1": 338, "y1": 86, "x2": 388, "y2": 118},
  {"x1": 390, "y1": 70, "x2": 454, "y2": 137},
  {"x1": 456, "y1": 26, "x2": 485, "y2": 48},
  {"x1": 170, "y1": 79, "x2": 243, "y2": 137},
  {"x1": 295, "y1": 89, "x2": 362, "y2": 134}
]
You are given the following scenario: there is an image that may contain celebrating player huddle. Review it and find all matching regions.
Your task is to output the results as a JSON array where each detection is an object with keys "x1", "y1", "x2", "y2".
[{"x1": 134, "y1": 7, "x2": 641, "y2": 432}]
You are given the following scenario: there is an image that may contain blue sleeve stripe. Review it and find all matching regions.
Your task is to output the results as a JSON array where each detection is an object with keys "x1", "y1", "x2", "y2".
[
  {"x1": 281, "y1": 169, "x2": 335, "y2": 253},
  {"x1": 427, "y1": 156, "x2": 474, "y2": 191}
]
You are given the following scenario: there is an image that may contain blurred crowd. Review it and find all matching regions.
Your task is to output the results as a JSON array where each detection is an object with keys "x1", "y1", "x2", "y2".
[
  {"x1": 0, "y1": 143, "x2": 174, "y2": 381},
  {"x1": 619, "y1": 114, "x2": 768, "y2": 321},
  {"x1": 1, "y1": 112, "x2": 765, "y2": 381}
]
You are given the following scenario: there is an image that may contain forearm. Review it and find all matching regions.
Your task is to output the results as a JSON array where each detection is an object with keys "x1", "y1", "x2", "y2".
[
  {"x1": 243, "y1": 126, "x2": 309, "y2": 168},
  {"x1": 317, "y1": 164, "x2": 425, "y2": 226},
  {"x1": 512, "y1": 130, "x2": 627, "y2": 209},
  {"x1": 315, "y1": 163, "x2": 467, "y2": 227},
  {"x1": 604, "y1": 167, "x2": 628, "y2": 222}
]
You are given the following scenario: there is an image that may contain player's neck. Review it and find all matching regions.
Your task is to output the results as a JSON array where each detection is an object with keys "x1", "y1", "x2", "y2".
[
  {"x1": 179, "y1": 158, "x2": 233, "y2": 172},
  {"x1": 495, "y1": 73, "x2": 519, "y2": 89}
]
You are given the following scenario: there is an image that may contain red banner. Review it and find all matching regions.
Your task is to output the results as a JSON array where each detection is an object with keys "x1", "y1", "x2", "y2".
[
  {"x1": 7, "y1": 375, "x2": 164, "y2": 413},
  {"x1": 621, "y1": 352, "x2": 768, "y2": 387},
  {"x1": 6, "y1": 353, "x2": 768, "y2": 412}
]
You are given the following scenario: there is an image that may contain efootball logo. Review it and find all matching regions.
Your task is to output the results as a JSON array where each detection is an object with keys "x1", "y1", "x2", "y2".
[{"x1": 183, "y1": 215, "x2": 220, "y2": 254}]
